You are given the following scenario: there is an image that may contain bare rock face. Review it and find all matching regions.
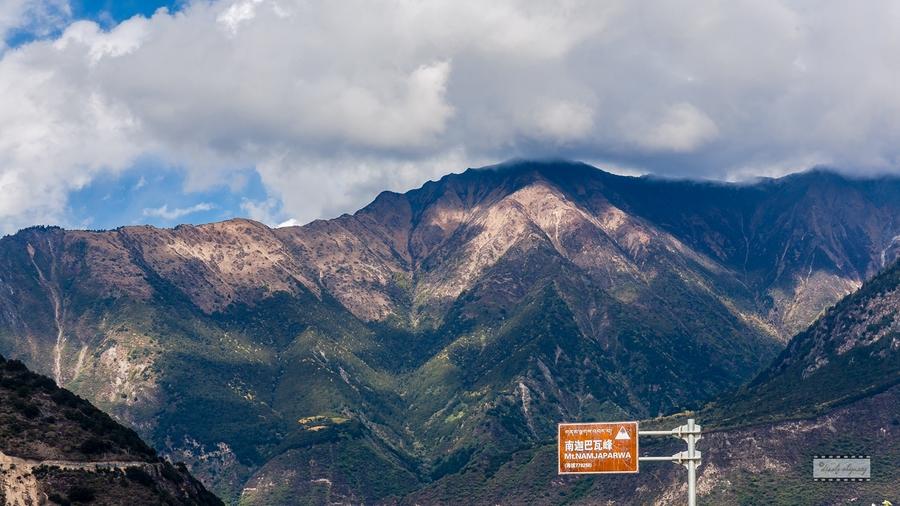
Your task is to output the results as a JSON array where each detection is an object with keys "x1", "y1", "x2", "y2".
[
  {"x1": 5, "y1": 162, "x2": 895, "y2": 342},
  {"x1": 276, "y1": 214, "x2": 407, "y2": 322},
  {"x1": 269, "y1": 163, "x2": 900, "y2": 342},
  {"x1": 117, "y1": 219, "x2": 320, "y2": 313}
]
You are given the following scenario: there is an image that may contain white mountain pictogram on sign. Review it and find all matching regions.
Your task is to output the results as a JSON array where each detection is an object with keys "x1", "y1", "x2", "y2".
[{"x1": 615, "y1": 427, "x2": 631, "y2": 440}]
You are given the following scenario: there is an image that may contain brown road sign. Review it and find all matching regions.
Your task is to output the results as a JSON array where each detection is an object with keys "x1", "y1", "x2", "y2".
[{"x1": 558, "y1": 421, "x2": 639, "y2": 474}]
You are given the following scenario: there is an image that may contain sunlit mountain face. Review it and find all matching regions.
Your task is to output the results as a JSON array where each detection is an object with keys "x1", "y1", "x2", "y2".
[{"x1": 1, "y1": 160, "x2": 898, "y2": 503}]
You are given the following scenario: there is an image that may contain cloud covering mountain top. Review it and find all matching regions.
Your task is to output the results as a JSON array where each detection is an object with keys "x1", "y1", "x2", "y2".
[{"x1": 2, "y1": 0, "x2": 900, "y2": 233}]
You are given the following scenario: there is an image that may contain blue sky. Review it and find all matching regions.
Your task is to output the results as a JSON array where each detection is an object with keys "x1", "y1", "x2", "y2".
[
  {"x1": 66, "y1": 160, "x2": 272, "y2": 229},
  {"x1": 73, "y1": 0, "x2": 182, "y2": 23},
  {"x1": 1, "y1": 1, "x2": 900, "y2": 234},
  {"x1": 5, "y1": 0, "x2": 183, "y2": 47}
]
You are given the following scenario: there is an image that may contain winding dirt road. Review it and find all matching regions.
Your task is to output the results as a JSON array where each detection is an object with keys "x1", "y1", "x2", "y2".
[{"x1": 0, "y1": 450, "x2": 155, "y2": 505}]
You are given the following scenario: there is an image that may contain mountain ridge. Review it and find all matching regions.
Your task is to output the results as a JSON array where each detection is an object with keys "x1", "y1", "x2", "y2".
[
  {"x1": 1, "y1": 160, "x2": 899, "y2": 502},
  {"x1": 0, "y1": 354, "x2": 222, "y2": 505}
]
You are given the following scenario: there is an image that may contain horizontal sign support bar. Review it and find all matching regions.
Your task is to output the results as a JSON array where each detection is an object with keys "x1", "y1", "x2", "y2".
[
  {"x1": 638, "y1": 430, "x2": 673, "y2": 436},
  {"x1": 639, "y1": 426, "x2": 702, "y2": 437},
  {"x1": 639, "y1": 451, "x2": 702, "y2": 464}
]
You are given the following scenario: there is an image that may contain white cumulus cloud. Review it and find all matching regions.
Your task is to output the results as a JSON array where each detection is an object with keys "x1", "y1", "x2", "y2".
[
  {"x1": 0, "y1": 0, "x2": 70, "y2": 50},
  {"x1": 142, "y1": 202, "x2": 215, "y2": 220},
  {"x1": 2, "y1": 0, "x2": 900, "y2": 232},
  {"x1": 623, "y1": 103, "x2": 720, "y2": 153}
]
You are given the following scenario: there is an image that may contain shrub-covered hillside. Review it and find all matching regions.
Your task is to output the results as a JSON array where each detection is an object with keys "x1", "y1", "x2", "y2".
[{"x1": 0, "y1": 354, "x2": 222, "y2": 505}]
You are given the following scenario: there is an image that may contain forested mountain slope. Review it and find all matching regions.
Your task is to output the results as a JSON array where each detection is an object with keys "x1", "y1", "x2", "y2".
[{"x1": 0, "y1": 160, "x2": 898, "y2": 502}]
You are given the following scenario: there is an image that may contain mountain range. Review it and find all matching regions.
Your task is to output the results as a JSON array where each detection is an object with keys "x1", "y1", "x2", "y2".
[{"x1": 0, "y1": 160, "x2": 898, "y2": 503}]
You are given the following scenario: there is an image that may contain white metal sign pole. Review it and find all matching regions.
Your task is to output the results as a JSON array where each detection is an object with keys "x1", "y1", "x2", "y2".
[
  {"x1": 685, "y1": 418, "x2": 700, "y2": 506},
  {"x1": 638, "y1": 418, "x2": 702, "y2": 506}
]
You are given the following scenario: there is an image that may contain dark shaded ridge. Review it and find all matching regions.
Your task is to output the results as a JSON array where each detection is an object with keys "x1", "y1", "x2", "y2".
[{"x1": 702, "y1": 258, "x2": 900, "y2": 428}]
